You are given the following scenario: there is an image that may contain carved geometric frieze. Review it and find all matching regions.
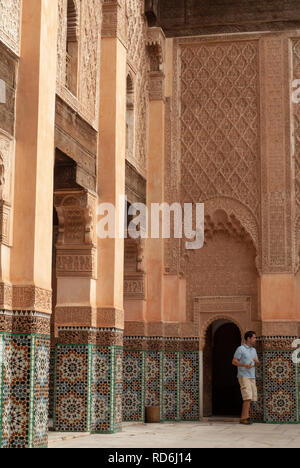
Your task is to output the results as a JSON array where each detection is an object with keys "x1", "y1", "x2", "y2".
[
  {"x1": 194, "y1": 296, "x2": 251, "y2": 319},
  {"x1": 0, "y1": 283, "x2": 52, "y2": 313},
  {"x1": 0, "y1": 0, "x2": 21, "y2": 55},
  {"x1": 96, "y1": 307, "x2": 124, "y2": 330},
  {"x1": 13, "y1": 286, "x2": 52, "y2": 314},
  {"x1": 0, "y1": 281, "x2": 12, "y2": 309},
  {"x1": 55, "y1": 306, "x2": 96, "y2": 328},
  {"x1": 124, "y1": 273, "x2": 146, "y2": 300},
  {"x1": 102, "y1": 0, "x2": 127, "y2": 46},
  {"x1": 0, "y1": 310, "x2": 51, "y2": 335},
  {"x1": 56, "y1": 247, "x2": 96, "y2": 278}
]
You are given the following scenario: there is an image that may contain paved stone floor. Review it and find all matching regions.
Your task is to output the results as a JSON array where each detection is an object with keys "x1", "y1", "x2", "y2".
[{"x1": 48, "y1": 421, "x2": 300, "y2": 448}]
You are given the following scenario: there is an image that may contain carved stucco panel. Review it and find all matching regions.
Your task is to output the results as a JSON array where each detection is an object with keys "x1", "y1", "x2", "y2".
[
  {"x1": 178, "y1": 39, "x2": 260, "y2": 218},
  {"x1": 56, "y1": 0, "x2": 102, "y2": 127},
  {"x1": 0, "y1": 131, "x2": 13, "y2": 204},
  {"x1": 0, "y1": 130, "x2": 14, "y2": 246},
  {"x1": 165, "y1": 36, "x2": 262, "y2": 277},
  {"x1": 126, "y1": 0, "x2": 149, "y2": 178},
  {"x1": 0, "y1": 0, "x2": 21, "y2": 55},
  {"x1": 260, "y1": 36, "x2": 293, "y2": 273},
  {"x1": 292, "y1": 38, "x2": 300, "y2": 272}
]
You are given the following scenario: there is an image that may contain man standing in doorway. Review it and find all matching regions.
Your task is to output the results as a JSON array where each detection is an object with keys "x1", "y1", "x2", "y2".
[{"x1": 232, "y1": 331, "x2": 259, "y2": 425}]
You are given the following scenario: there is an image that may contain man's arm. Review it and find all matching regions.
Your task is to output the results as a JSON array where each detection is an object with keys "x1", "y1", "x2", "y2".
[
  {"x1": 232, "y1": 358, "x2": 253, "y2": 370},
  {"x1": 253, "y1": 351, "x2": 260, "y2": 365}
]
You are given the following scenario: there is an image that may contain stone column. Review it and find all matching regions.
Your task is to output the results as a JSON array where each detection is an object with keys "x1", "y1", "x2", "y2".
[
  {"x1": 0, "y1": 0, "x2": 58, "y2": 448},
  {"x1": 96, "y1": 0, "x2": 127, "y2": 332},
  {"x1": 52, "y1": 0, "x2": 127, "y2": 435},
  {"x1": 92, "y1": 1, "x2": 128, "y2": 433},
  {"x1": 250, "y1": 335, "x2": 298, "y2": 424},
  {"x1": 53, "y1": 188, "x2": 98, "y2": 432},
  {"x1": 145, "y1": 28, "x2": 166, "y2": 325}
]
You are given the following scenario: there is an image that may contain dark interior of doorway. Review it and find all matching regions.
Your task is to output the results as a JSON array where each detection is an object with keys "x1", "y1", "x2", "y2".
[{"x1": 203, "y1": 320, "x2": 242, "y2": 417}]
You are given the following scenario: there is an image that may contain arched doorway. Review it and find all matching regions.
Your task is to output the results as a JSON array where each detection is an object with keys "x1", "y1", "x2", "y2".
[{"x1": 203, "y1": 319, "x2": 242, "y2": 417}]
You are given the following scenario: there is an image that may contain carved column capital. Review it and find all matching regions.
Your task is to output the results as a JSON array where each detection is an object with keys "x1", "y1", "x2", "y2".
[
  {"x1": 146, "y1": 27, "x2": 166, "y2": 71},
  {"x1": 54, "y1": 189, "x2": 97, "y2": 278},
  {"x1": 146, "y1": 27, "x2": 166, "y2": 101},
  {"x1": 102, "y1": 0, "x2": 127, "y2": 47}
]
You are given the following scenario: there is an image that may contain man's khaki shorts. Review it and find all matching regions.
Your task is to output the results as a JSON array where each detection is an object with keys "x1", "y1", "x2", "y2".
[{"x1": 238, "y1": 377, "x2": 258, "y2": 402}]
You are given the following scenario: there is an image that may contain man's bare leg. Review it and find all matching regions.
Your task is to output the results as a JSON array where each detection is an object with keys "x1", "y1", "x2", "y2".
[{"x1": 241, "y1": 400, "x2": 251, "y2": 421}]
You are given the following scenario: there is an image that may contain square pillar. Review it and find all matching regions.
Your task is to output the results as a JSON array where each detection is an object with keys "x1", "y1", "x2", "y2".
[
  {"x1": 96, "y1": 0, "x2": 127, "y2": 331},
  {"x1": 145, "y1": 28, "x2": 167, "y2": 324},
  {"x1": 0, "y1": 313, "x2": 50, "y2": 448},
  {"x1": 54, "y1": 328, "x2": 123, "y2": 433},
  {"x1": 0, "y1": 0, "x2": 58, "y2": 449},
  {"x1": 250, "y1": 336, "x2": 299, "y2": 424},
  {"x1": 262, "y1": 338, "x2": 298, "y2": 424}
]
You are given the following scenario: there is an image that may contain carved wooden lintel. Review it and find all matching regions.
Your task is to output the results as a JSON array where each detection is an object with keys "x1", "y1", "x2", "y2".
[{"x1": 144, "y1": 0, "x2": 158, "y2": 27}]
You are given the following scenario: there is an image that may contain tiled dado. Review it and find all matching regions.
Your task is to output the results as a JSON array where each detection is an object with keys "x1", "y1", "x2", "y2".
[
  {"x1": 123, "y1": 337, "x2": 200, "y2": 423},
  {"x1": 249, "y1": 339, "x2": 264, "y2": 423},
  {"x1": 250, "y1": 337, "x2": 299, "y2": 424},
  {"x1": 0, "y1": 311, "x2": 50, "y2": 448},
  {"x1": 53, "y1": 327, "x2": 123, "y2": 434}
]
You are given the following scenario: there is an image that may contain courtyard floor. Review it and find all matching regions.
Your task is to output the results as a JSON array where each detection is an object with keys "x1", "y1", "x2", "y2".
[{"x1": 48, "y1": 421, "x2": 300, "y2": 448}]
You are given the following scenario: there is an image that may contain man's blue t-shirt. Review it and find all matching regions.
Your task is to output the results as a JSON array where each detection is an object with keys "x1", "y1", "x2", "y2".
[{"x1": 234, "y1": 344, "x2": 258, "y2": 379}]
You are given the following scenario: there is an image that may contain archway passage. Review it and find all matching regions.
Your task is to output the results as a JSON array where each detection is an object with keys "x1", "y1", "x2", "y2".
[{"x1": 203, "y1": 320, "x2": 242, "y2": 417}]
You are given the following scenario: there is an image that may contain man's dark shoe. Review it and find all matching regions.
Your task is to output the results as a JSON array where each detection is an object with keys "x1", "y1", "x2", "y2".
[{"x1": 240, "y1": 419, "x2": 253, "y2": 425}]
